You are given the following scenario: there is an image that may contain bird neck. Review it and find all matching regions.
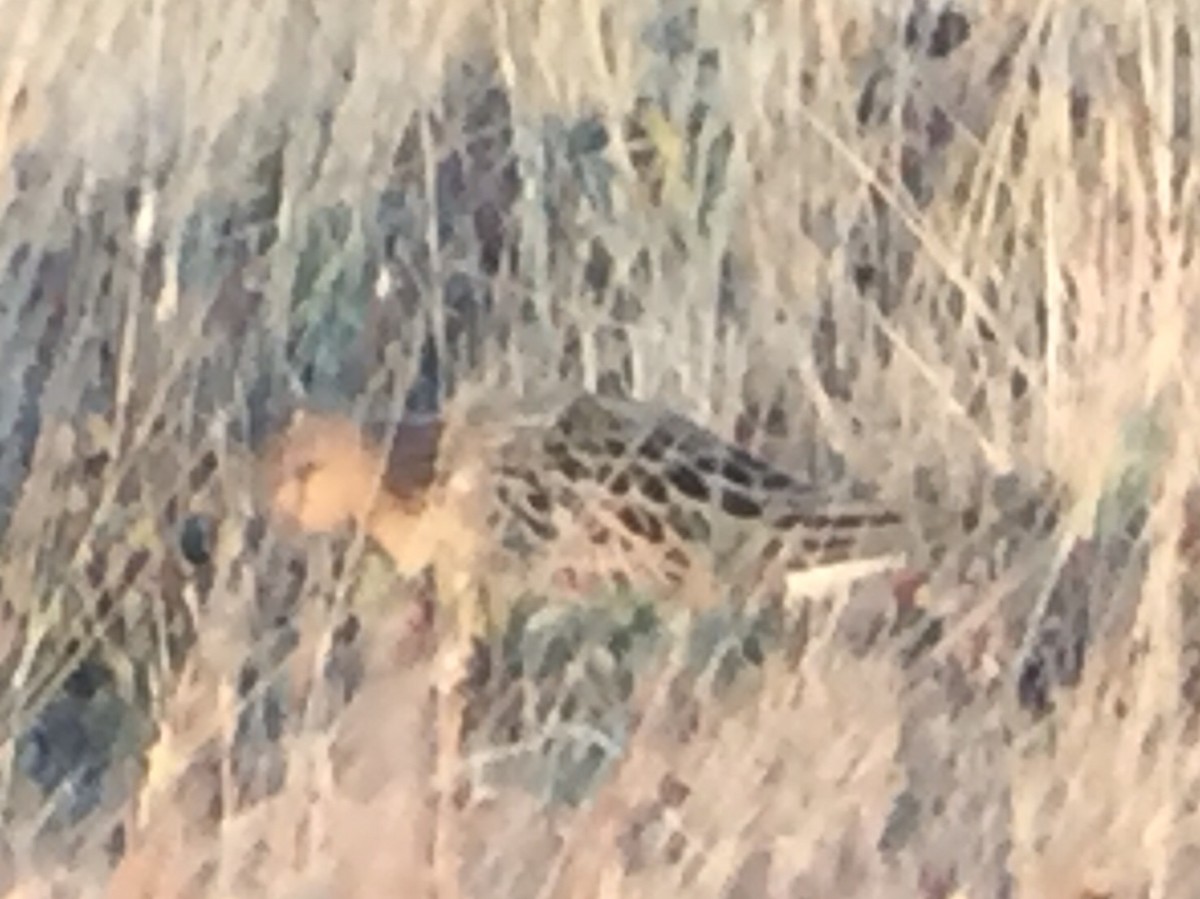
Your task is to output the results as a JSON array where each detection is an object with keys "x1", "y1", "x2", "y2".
[{"x1": 364, "y1": 490, "x2": 442, "y2": 578}]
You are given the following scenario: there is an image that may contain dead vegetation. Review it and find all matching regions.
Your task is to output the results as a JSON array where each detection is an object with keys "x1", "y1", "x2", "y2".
[{"x1": 0, "y1": 0, "x2": 1199, "y2": 897}]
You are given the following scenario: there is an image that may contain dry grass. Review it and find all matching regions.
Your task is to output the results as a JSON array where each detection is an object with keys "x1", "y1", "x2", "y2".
[{"x1": 0, "y1": 0, "x2": 1199, "y2": 896}]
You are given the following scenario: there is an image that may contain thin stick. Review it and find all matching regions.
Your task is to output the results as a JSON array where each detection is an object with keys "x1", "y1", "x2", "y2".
[{"x1": 429, "y1": 571, "x2": 484, "y2": 899}]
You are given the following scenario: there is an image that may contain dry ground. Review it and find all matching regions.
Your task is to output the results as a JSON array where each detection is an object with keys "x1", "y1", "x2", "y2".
[{"x1": 0, "y1": 0, "x2": 1198, "y2": 896}]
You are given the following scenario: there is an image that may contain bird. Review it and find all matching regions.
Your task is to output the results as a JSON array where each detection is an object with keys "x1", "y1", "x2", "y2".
[{"x1": 257, "y1": 388, "x2": 916, "y2": 632}]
